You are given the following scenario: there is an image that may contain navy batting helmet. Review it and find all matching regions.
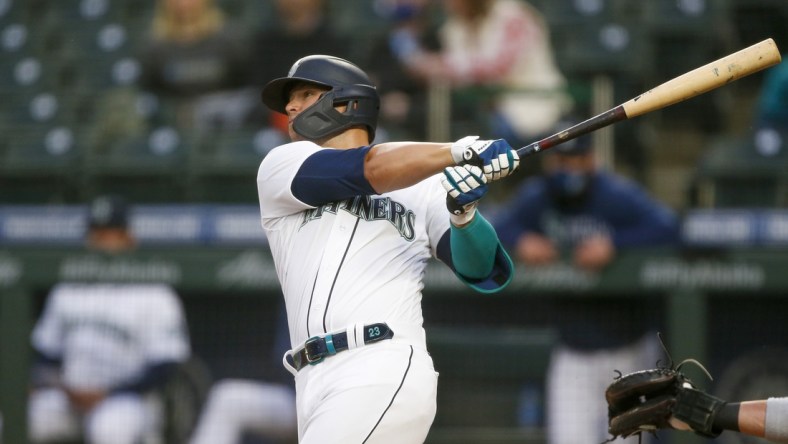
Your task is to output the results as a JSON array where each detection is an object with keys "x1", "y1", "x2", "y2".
[{"x1": 261, "y1": 55, "x2": 380, "y2": 142}]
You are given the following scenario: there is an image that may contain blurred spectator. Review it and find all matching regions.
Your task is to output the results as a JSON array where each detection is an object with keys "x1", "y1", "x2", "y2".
[
  {"x1": 362, "y1": 0, "x2": 441, "y2": 140},
  {"x1": 189, "y1": 379, "x2": 296, "y2": 444},
  {"x1": 492, "y1": 131, "x2": 680, "y2": 444},
  {"x1": 754, "y1": 57, "x2": 788, "y2": 130},
  {"x1": 27, "y1": 195, "x2": 191, "y2": 444},
  {"x1": 189, "y1": 303, "x2": 296, "y2": 444},
  {"x1": 138, "y1": 0, "x2": 254, "y2": 130},
  {"x1": 248, "y1": 0, "x2": 349, "y2": 137},
  {"x1": 403, "y1": 0, "x2": 573, "y2": 145}
]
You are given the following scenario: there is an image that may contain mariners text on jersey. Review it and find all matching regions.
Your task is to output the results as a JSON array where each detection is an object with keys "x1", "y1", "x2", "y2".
[{"x1": 300, "y1": 195, "x2": 417, "y2": 241}]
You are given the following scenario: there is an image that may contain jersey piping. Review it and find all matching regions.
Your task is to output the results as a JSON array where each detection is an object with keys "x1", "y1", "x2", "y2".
[
  {"x1": 322, "y1": 217, "x2": 361, "y2": 333},
  {"x1": 362, "y1": 345, "x2": 414, "y2": 443}
]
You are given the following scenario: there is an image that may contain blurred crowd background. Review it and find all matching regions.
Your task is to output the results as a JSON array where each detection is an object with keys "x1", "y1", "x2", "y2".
[
  {"x1": 2, "y1": 0, "x2": 788, "y2": 444},
  {"x1": 0, "y1": 0, "x2": 786, "y2": 208}
]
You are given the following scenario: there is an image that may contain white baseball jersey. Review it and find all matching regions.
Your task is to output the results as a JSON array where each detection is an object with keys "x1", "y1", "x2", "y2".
[
  {"x1": 257, "y1": 141, "x2": 450, "y2": 351},
  {"x1": 32, "y1": 282, "x2": 190, "y2": 391}
]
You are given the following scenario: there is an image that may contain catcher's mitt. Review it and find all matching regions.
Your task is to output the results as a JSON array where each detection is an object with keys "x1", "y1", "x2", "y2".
[{"x1": 604, "y1": 337, "x2": 727, "y2": 442}]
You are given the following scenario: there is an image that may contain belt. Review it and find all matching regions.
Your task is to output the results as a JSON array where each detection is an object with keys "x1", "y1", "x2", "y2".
[{"x1": 289, "y1": 323, "x2": 394, "y2": 371}]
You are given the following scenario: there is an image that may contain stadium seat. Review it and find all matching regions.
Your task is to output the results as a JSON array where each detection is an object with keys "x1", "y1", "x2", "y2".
[
  {"x1": 0, "y1": 23, "x2": 46, "y2": 56},
  {"x1": 188, "y1": 128, "x2": 282, "y2": 203},
  {"x1": 0, "y1": 91, "x2": 80, "y2": 128},
  {"x1": 693, "y1": 127, "x2": 788, "y2": 207},
  {"x1": 83, "y1": 125, "x2": 192, "y2": 203},
  {"x1": 641, "y1": 0, "x2": 730, "y2": 36},
  {"x1": 43, "y1": 0, "x2": 124, "y2": 24},
  {"x1": 0, "y1": 125, "x2": 83, "y2": 203},
  {"x1": 540, "y1": 0, "x2": 633, "y2": 28},
  {"x1": 552, "y1": 21, "x2": 652, "y2": 78},
  {"x1": 0, "y1": 56, "x2": 61, "y2": 94},
  {"x1": 0, "y1": 0, "x2": 30, "y2": 26},
  {"x1": 68, "y1": 55, "x2": 142, "y2": 92},
  {"x1": 729, "y1": 0, "x2": 788, "y2": 62},
  {"x1": 55, "y1": 21, "x2": 135, "y2": 60}
]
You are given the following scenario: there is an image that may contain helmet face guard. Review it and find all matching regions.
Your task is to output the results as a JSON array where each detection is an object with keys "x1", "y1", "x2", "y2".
[
  {"x1": 292, "y1": 85, "x2": 379, "y2": 141},
  {"x1": 261, "y1": 55, "x2": 380, "y2": 143}
]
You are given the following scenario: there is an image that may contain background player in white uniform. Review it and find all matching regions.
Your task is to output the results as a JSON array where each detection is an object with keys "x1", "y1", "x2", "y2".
[
  {"x1": 257, "y1": 54, "x2": 521, "y2": 443},
  {"x1": 28, "y1": 195, "x2": 191, "y2": 444}
]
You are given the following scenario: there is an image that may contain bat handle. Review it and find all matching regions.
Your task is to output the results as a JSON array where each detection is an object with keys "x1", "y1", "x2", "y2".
[{"x1": 517, "y1": 142, "x2": 541, "y2": 158}]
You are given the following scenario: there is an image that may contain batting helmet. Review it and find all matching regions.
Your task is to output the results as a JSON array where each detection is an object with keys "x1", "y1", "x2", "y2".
[{"x1": 261, "y1": 55, "x2": 380, "y2": 142}]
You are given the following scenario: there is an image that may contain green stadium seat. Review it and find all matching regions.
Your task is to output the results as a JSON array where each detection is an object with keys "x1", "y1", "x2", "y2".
[
  {"x1": 0, "y1": 0, "x2": 30, "y2": 26},
  {"x1": 641, "y1": 0, "x2": 730, "y2": 36},
  {"x1": 640, "y1": 0, "x2": 731, "y2": 79},
  {"x1": 729, "y1": 0, "x2": 788, "y2": 63},
  {"x1": 693, "y1": 127, "x2": 788, "y2": 207},
  {"x1": 0, "y1": 57, "x2": 61, "y2": 94},
  {"x1": 43, "y1": 0, "x2": 124, "y2": 24},
  {"x1": 541, "y1": 0, "x2": 631, "y2": 28},
  {"x1": 0, "y1": 91, "x2": 81, "y2": 128},
  {"x1": 552, "y1": 21, "x2": 652, "y2": 78},
  {"x1": 188, "y1": 129, "x2": 282, "y2": 203},
  {"x1": 0, "y1": 23, "x2": 47, "y2": 56},
  {"x1": 53, "y1": 22, "x2": 135, "y2": 61},
  {"x1": 66, "y1": 55, "x2": 142, "y2": 93},
  {"x1": 0, "y1": 125, "x2": 83, "y2": 203},
  {"x1": 83, "y1": 125, "x2": 192, "y2": 203}
]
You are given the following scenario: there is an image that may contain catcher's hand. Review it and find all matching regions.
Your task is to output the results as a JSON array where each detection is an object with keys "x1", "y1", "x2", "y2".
[{"x1": 605, "y1": 364, "x2": 727, "y2": 441}]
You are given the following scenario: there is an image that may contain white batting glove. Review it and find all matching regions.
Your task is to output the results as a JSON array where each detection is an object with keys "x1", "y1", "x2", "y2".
[
  {"x1": 450, "y1": 136, "x2": 520, "y2": 183},
  {"x1": 441, "y1": 165, "x2": 487, "y2": 225}
]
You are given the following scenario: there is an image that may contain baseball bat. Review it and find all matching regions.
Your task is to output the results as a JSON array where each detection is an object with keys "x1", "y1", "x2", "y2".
[{"x1": 517, "y1": 38, "x2": 782, "y2": 157}]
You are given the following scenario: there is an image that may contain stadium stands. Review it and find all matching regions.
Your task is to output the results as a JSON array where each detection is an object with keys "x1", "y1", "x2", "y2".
[{"x1": 2, "y1": 0, "x2": 784, "y2": 208}]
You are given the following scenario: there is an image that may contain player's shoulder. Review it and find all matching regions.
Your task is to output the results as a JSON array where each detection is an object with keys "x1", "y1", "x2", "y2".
[
  {"x1": 258, "y1": 140, "x2": 324, "y2": 178},
  {"x1": 261, "y1": 141, "x2": 322, "y2": 163}
]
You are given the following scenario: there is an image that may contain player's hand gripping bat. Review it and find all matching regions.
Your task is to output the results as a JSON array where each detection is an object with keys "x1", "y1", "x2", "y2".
[{"x1": 517, "y1": 38, "x2": 782, "y2": 158}]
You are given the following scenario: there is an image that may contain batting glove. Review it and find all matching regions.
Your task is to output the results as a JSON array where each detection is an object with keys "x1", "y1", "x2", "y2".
[
  {"x1": 450, "y1": 136, "x2": 520, "y2": 183},
  {"x1": 441, "y1": 165, "x2": 487, "y2": 225}
]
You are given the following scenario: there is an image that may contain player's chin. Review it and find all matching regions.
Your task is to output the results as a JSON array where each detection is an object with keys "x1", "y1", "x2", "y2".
[{"x1": 288, "y1": 127, "x2": 303, "y2": 142}]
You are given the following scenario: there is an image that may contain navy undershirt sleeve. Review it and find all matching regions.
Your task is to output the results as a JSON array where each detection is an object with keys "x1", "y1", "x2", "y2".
[
  {"x1": 112, "y1": 361, "x2": 179, "y2": 394},
  {"x1": 291, "y1": 146, "x2": 377, "y2": 206}
]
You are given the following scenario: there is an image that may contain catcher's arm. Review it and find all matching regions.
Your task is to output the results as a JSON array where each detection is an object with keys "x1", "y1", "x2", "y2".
[
  {"x1": 607, "y1": 371, "x2": 788, "y2": 443},
  {"x1": 675, "y1": 397, "x2": 788, "y2": 444}
]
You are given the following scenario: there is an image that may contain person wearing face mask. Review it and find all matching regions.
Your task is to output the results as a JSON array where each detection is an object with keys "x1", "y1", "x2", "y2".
[{"x1": 492, "y1": 127, "x2": 681, "y2": 444}]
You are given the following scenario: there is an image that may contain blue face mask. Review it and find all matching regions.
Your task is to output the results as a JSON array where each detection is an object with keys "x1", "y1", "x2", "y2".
[{"x1": 546, "y1": 170, "x2": 592, "y2": 201}]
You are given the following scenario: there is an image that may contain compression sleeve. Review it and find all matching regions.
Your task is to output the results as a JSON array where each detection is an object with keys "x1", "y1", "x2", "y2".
[
  {"x1": 437, "y1": 213, "x2": 514, "y2": 294},
  {"x1": 765, "y1": 397, "x2": 788, "y2": 443},
  {"x1": 450, "y1": 213, "x2": 498, "y2": 278},
  {"x1": 291, "y1": 146, "x2": 377, "y2": 206}
]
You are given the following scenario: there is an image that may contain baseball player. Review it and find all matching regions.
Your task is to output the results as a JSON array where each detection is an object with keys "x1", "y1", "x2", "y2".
[
  {"x1": 256, "y1": 54, "x2": 520, "y2": 443},
  {"x1": 28, "y1": 195, "x2": 191, "y2": 444}
]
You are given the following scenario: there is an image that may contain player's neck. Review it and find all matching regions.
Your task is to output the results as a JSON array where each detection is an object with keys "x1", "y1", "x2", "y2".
[{"x1": 319, "y1": 127, "x2": 372, "y2": 149}]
